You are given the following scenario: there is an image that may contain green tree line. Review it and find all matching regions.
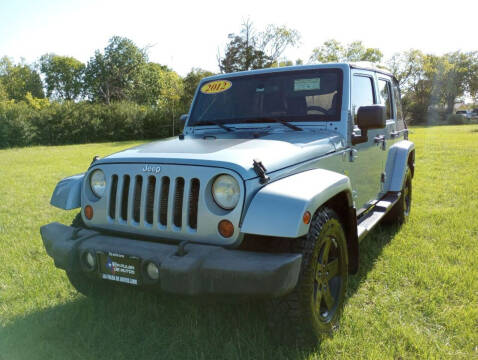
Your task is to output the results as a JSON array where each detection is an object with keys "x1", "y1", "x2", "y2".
[{"x1": 1, "y1": 22, "x2": 477, "y2": 148}]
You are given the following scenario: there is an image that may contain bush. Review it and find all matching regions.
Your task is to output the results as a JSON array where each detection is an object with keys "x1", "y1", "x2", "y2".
[
  {"x1": 0, "y1": 100, "x2": 178, "y2": 148},
  {"x1": 445, "y1": 114, "x2": 466, "y2": 125}
]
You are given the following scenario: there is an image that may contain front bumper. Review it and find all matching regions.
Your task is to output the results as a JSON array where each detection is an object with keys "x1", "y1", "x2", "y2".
[{"x1": 40, "y1": 222, "x2": 302, "y2": 297}]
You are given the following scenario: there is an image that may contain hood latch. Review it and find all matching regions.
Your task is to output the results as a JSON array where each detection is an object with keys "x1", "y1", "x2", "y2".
[{"x1": 253, "y1": 159, "x2": 270, "y2": 184}]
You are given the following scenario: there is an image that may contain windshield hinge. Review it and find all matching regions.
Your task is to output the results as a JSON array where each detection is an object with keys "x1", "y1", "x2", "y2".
[{"x1": 253, "y1": 159, "x2": 270, "y2": 184}]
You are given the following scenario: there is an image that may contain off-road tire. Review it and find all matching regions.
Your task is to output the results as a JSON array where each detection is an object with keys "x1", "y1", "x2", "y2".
[
  {"x1": 384, "y1": 166, "x2": 412, "y2": 225},
  {"x1": 66, "y1": 270, "x2": 113, "y2": 298},
  {"x1": 268, "y1": 207, "x2": 349, "y2": 345},
  {"x1": 71, "y1": 212, "x2": 85, "y2": 228}
]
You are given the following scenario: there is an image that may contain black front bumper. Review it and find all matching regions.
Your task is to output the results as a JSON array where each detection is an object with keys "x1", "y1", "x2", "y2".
[{"x1": 40, "y1": 222, "x2": 302, "y2": 297}]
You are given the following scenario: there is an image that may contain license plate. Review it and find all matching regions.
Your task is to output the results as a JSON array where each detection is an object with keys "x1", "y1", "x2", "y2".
[{"x1": 99, "y1": 252, "x2": 141, "y2": 285}]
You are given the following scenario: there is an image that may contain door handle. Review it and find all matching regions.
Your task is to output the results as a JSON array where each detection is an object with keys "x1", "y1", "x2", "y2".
[
  {"x1": 374, "y1": 135, "x2": 385, "y2": 143},
  {"x1": 390, "y1": 131, "x2": 400, "y2": 139}
]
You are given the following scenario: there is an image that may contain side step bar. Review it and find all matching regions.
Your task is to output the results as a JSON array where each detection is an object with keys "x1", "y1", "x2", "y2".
[{"x1": 357, "y1": 193, "x2": 400, "y2": 242}]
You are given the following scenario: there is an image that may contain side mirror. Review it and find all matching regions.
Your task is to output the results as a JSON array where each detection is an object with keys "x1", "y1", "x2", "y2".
[
  {"x1": 179, "y1": 114, "x2": 188, "y2": 126},
  {"x1": 357, "y1": 105, "x2": 386, "y2": 130},
  {"x1": 352, "y1": 105, "x2": 386, "y2": 145}
]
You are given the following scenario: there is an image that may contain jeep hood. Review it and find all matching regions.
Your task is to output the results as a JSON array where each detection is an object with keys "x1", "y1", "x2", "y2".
[{"x1": 95, "y1": 131, "x2": 343, "y2": 180}]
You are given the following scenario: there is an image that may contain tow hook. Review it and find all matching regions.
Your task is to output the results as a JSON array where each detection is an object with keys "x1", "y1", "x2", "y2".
[{"x1": 175, "y1": 240, "x2": 190, "y2": 257}]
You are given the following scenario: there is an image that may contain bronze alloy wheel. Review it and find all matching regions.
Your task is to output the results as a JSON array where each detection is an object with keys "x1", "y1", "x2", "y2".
[{"x1": 314, "y1": 233, "x2": 346, "y2": 323}]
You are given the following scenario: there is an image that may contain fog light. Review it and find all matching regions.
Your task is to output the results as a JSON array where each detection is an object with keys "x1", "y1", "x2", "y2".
[
  {"x1": 83, "y1": 251, "x2": 96, "y2": 271},
  {"x1": 146, "y1": 262, "x2": 160, "y2": 281},
  {"x1": 218, "y1": 220, "x2": 234, "y2": 238},
  {"x1": 84, "y1": 205, "x2": 93, "y2": 220}
]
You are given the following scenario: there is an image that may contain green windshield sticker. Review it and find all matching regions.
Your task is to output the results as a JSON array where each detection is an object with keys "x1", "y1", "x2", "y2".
[{"x1": 294, "y1": 78, "x2": 320, "y2": 91}]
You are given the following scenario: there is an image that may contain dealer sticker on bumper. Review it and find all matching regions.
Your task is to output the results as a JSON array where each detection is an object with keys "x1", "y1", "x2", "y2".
[{"x1": 99, "y1": 252, "x2": 140, "y2": 285}]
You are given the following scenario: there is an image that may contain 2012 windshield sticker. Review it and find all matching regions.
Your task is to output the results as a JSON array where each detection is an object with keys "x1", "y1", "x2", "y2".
[{"x1": 201, "y1": 80, "x2": 232, "y2": 94}]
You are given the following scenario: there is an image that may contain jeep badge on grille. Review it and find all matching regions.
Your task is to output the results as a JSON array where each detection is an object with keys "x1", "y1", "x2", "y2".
[{"x1": 142, "y1": 165, "x2": 161, "y2": 173}]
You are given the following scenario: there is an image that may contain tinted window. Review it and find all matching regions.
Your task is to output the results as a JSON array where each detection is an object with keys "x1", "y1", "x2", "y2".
[
  {"x1": 351, "y1": 75, "x2": 375, "y2": 122},
  {"x1": 189, "y1": 69, "x2": 342, "y2": 125},
  {"x1": 378, "y1": 79, "x2": 392, "y2": 119},
  {"x1": 392, "y1": 82, "x2": 406, "y2": 130}
]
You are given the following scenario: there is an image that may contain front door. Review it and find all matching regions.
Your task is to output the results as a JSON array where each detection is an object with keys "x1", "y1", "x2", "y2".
[{"x1": 344, "y1": 70, "x2": 388, "y2": 212}]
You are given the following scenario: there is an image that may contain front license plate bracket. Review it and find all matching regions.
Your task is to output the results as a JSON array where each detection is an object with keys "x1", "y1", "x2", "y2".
[{"x1": 98, "y1": 252, "x2": 141, "y2": 285}]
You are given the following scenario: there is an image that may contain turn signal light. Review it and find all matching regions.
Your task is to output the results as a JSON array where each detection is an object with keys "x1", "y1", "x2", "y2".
[
  {"x1": 218, "y1": 220, "x2": 234, "y2": 238},
  {"x1": 303, "y1": 211, "x2": 311, "y2": 224},
  {"x1": 84, "y1": 205, "x2": 93, "y2": 220}
]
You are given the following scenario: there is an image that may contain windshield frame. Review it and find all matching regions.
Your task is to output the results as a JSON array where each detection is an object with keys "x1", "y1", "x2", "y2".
[{"x1": 188, "y1": 68, "x2": 343, "y2": 126}]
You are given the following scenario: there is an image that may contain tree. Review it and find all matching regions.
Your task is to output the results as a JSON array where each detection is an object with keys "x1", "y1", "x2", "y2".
[
  {"x1": 40, "y1": 54, "x2": 85, "y2": 101},
  {"x1": 180, "y1": 68, "x2": 214, "y2": 111},
  {"x1": 84, "y1": 36, "x2": 147, "y2": 103},
  {"x1": 309, "y1": 40, "x2": 383, "y2": 64},
  {"x1": 0, "y1": 57, "x2": 44, "y2": 100},
  {"x1": 439, "y1": 51, "x2": 478, "y2": 113},
  {"x1": 0, "y1": 81, "x2": 8, "y2": 101},
  {"x1": 218, "y1": 20, "x2": 300, "y2": 73},
  {"x1": 157, "y1": 70, "x2": 184, "y2": 135},
  {"x1": 132, "y1": 62, "x2": 171, "y2": 106}
]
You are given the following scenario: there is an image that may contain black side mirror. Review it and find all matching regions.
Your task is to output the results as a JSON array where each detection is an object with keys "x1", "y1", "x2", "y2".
[
  {"x1": 352, "y1": 105, "x2": 386, "y2": 145},
  {"x1": 179, "y1": 114, "x2": 188, "y2": 126},
  {"x1": 357, "y1": 105, "x2": 386, "y2": 130}
]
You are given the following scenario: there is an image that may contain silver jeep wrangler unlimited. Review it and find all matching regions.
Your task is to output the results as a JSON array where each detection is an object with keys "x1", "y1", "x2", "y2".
[{"x1": 41, "y1": 63, "x2": 414, "y2": 342}]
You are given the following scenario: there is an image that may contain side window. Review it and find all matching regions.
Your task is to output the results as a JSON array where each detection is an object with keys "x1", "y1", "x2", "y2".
[
  {"x1": 378, "y1": 79, "x2": 392, "y2": 120},
  {"x1": 392, "y1": 82, "x2": 406, "y2": 131},
  {"x1": 351, "y1": 75, "x2": 375, "y2": 123}
]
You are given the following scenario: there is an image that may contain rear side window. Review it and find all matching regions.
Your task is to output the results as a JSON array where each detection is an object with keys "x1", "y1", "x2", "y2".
[
  {"x1": 392, "y1": 82, "x2": 406, "y2": 130},
  {"x1": 351, "y1": 75, "x2": 375, "y2": 122},
  {"x1": 378, "y1": 79, "x2": 392, "y2": 120}
]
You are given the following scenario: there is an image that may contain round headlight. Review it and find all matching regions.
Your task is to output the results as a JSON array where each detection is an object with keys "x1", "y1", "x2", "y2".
[
  {"x1": 212, "y1": 174, "x2": 240, "y2": 210},
  {"x1": 90, "y1": 169, "x2": 106, "y2": 198}
]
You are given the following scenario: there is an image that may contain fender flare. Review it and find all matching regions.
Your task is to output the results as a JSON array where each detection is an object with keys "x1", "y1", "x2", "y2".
[
  {"x1": 50, "y1": 173, "x2": 84, "y2": 210},
  {"x1": 241, "y1": 169, "x2": 352, "y2": 238},
  {"x1": 384, "y1": 140, "x2": 415, "y2": 192}
]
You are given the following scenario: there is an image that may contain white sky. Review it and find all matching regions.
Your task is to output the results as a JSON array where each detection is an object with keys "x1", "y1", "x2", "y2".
[{"x1": 0, "y1": 0, "x2": 477, "y2": 76}]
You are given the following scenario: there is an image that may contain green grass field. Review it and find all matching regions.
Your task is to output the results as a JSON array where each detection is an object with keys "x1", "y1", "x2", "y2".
[{"x1": 1, "y1": 125, "x2": 477, "y2": 359}]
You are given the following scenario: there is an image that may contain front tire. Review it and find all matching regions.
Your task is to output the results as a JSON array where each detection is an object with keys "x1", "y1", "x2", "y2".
[
  {"x1": 66, "y1": 271, "x2": 113, "y2": 298},
  {"x1": 268, "y1": 207, "x2": 349, "y2": 345}
]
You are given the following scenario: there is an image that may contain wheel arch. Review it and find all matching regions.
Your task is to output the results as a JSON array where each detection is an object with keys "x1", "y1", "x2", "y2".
[
  {"x1": 241, "y1": 169, "x2": 359, "y2": 273},
  {"x1": 384, "y1": 140, "x2": 415, "y2": 192},
  {"x1": 50, "y1": 173, "x2": 84, "y2": 210}
]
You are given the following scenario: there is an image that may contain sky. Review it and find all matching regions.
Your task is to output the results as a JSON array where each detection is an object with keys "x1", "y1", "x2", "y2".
[{"x1": 0, "y1": 0, "x2": 477, "y2": 76}]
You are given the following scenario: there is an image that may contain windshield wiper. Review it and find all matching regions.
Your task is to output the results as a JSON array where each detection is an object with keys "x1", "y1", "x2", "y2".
[
  {"x1": 243, "y1": 117, "x2": 303, "y2": 131},
  {"x1": 194, "y1": 120, "x2": 234, "y2": 132}
]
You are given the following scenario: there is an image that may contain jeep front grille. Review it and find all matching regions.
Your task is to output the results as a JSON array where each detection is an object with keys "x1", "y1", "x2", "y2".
[{"x1": 108, "y1": 174, "x2": 200, "y2": 230}]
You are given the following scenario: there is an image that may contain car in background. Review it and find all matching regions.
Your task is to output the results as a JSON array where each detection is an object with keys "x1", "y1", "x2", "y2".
[{"x1": 456, "y1": 110, "x2": 470, "y2": 119}]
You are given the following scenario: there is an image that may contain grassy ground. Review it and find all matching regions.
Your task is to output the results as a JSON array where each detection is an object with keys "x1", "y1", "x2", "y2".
[{"x1": 0, "y1": 125, "x2": 477, "y2": 359}]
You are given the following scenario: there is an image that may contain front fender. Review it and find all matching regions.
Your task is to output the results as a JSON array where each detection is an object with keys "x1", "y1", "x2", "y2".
[
  {"x1": 241, "y1": 169, "x2": 352, "y2": 238},
  {"x1": 50, "y1": 173, "x2": 84, "y2": 210},
  {"x1": 384, "y1": 140, "x2": 414, "y2": 192}
]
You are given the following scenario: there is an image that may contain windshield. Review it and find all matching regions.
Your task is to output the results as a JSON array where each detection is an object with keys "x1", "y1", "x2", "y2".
[{"x1": 189, "y1": 69, "x2": 342, "y2": 126}]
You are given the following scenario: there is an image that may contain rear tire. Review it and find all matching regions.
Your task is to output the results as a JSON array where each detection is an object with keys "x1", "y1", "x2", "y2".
[
  {"x1": 385, "y1": 166, "x2": 412, "y2": 225},
  {"x1": 268, "y1": 207, "x2": 349, "y2": 345}
]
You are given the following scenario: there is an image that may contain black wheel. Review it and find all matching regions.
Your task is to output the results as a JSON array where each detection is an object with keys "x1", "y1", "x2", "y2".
[
  {"x1": 385, "y1": 166, "x2": 412, "y2": 225},
  {"x1": 268, "y1": 207, "x2": 349, "y2": 345},
  {"x1": 71, "y1": 212, "x2": 85, "y2": 228}
]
